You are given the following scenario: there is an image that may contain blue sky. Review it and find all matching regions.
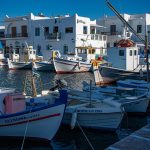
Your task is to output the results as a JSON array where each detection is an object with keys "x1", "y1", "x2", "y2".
[{"x1": 0, "y1": 0, "x2": 150, "y2": 23}]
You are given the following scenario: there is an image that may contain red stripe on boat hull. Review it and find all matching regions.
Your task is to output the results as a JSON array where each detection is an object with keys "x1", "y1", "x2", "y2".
[{"x1": 0, "y1": 113, "x2": 61, "y2": 127}]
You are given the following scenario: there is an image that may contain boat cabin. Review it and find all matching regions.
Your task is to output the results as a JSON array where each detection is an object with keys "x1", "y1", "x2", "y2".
[
  {"x1": 75, "y1": 46, "x2": 96, "y2": 61},
  {"x1": 0, "y1": 42, "x2": 5, "y2": 60},
  {"x1": 11, "y1": 46, "x2": 36, "y2": 62},
  {"x1": 107, "y1": 39, "x2": 140, "y2": 70}
]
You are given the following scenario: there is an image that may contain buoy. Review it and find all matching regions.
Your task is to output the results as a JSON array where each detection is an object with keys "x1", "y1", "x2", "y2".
[{"x1": 70, "y1": 112, "x2": 77, "y2": 129}]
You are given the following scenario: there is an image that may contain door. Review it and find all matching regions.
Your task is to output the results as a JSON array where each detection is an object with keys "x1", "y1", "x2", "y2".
[
  {"x1": 21, "y1": 25, "x2": 27, "y2": 37},
  {"x1": 12, "y1": 27, "x2": 16, "y2": 37}
]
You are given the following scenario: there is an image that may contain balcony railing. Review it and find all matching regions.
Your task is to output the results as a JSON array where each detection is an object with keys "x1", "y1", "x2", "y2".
[
  {"x1": 101, "y1": 31, "x2": 122, "y2": 36},
  {"x1": 45, "y1": 32, "x2": 61, "y2": 40},
  {"x1": 4, "y1": 33, "x2": 28, "y2": 38}
]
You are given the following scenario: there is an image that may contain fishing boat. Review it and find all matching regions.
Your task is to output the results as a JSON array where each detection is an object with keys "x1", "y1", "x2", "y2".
[
  {"x1": 0, "y1": 42, "x2": 7, "y2": 66},
  {"x1": 49, "y1": 79, "x2": 124, "y2": 130},
  {"x1": 7, "y1": 46, "x2": 36, "y2": 70},
  {"x1": 82, "y1": 81, "x2": 149, "y2": 113},
  {"x1": 117, "y1": 79, "x2": 150, "y2": 89},
  {"x1": 53, "y1": 46, "x2": 103, "y2": 74},
  {"x1": 32, "y1": 51, "x2": 60, "y2": 71},
  {"x1": 62, "y1": 89, "x2": 124, "y2": 131},
  {"x1": 53, "y1": 57, "x2": 92, "y2": 74},
  {"x1": 0, "y1": 87, "x2": 16, "y2": 113},
  {"x1": 32, "y1": 61, "x2": 54, "y2": 71},
  {"x1": 0, "y1": 90, "x2": 67, "y2": 141},
  {"x1": 99, "y1": 39, "x2": 149, "y2": 84}
]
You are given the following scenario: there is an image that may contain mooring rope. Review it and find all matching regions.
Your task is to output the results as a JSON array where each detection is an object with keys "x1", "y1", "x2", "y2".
[
  {"x1": 20, "y1": 103, "x2": 33, "y2": 150},
  {"x1": 77, "y1": 121, "x2": 95, "y2": 150}
]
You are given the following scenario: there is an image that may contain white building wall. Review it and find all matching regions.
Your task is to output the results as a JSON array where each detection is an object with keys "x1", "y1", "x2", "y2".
[
  {"x1": 97, "y1": 13, "x2": 150, "y2": 48},
  {"x1": 2, "y1": 13, "x2": 106, "y2": 61}
]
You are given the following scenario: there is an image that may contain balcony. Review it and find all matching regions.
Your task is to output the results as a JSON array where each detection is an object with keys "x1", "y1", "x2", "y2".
[
  {"x1": 101, "y1": 31, "x2": 122, "y2": 36},
  {"x1": 2, "y1": 33, "x2": 28, "y2": 39},
  {"x1": 45, "y1": 32, "x2": 61, "y2": 41}
]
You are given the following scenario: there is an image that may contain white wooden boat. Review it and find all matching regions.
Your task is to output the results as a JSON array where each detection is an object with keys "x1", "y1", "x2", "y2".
[
  {"x1": 62, "y1": 89, "x2": 124, "y2": 131},
  {"x1": 0, "y1": 89, "x2": 67, "y2": 141},
  {"x1": 82, "y1": 82, "x2": 149, "y2": 113},
  {"x1": 98, "y1": 39, "x2": 149, "y2": 84},
  {"x1": 53, "y1": 57, "x2": 92, "y2": 74},
  {"x1": 7, "y1": 58, "x2": 32, "y2": 70},
  {"x1": 7, "y1": 46, "x2": 37, "y2": 70},
  {"x1": 53, "y1": 46, "x2": 104, "y2": 74},
  {"x1": 0, "y1": 49, "x2": 7, "y2": 66},
  {"x1": 0, "y1": 58, "x2": 7, "y2": 66},
  {"x1": 32, "y1": 61, "x2": 55, "y2": 71}
]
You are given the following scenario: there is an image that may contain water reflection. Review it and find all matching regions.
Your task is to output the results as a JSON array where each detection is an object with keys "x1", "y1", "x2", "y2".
[{"x1": 0, "y1": 67, "x2": 149, "y2": 150}]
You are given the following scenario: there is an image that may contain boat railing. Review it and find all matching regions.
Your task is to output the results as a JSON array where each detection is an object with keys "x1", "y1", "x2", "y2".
[{"x1": 45, "y1": 32, "x2": 61, "y2": 40}]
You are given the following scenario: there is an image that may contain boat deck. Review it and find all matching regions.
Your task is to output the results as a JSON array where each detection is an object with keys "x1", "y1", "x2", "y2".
[{"x1": 106, "y1": 124, "x2": 150, "y2": 150}]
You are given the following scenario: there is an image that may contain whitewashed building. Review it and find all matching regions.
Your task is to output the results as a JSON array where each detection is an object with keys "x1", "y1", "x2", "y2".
[
  {"x1": 97, "y1": 13, "x2": 150, "y2": 48},
  {"x1": 1, "y1": 13, "x2": 107, "y2": 61},
  {"x1": 0, "y1": 26, "x2": 5, "y2": 48}
]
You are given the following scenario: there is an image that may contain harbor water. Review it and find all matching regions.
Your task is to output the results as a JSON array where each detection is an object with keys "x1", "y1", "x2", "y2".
[{"x1": 0, "y1": 66, "x2": 149, "y2": 150}]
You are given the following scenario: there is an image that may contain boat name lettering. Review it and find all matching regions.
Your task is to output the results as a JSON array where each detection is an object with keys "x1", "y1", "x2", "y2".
[
  {"x1": 77, "y1": 110, "x2": 102, "y2": 113},
  {"x1": 5, "y1": 114, "x2": 40, "y2": 123}
]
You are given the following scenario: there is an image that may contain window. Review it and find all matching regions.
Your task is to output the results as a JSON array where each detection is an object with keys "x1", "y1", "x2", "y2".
[
  {"x1": 21, "y1": 25, "x2": 27, "y2": 37},
  {"x1": 65, "y1": 27, "x2": 73, "y2": 33},
  {"x1": 137, "y1": 25, "x2": 142, "y2": 33},
  {"x1": 0, "y1": 31, "x2": 4, "y2": 38},
  {"x1": 95, "y1": 35, "x2": 98, "y2": 40},
  {"x1": 44, "y1": 27, "x2": 49, "y2": 35},
  {"x1": 103, "y1": 36, "x2": 106, "y2": 41},
  {"x1": 129, "y1": 50, "x2": 132, "y2": 56},
  {"x1": 83, "y1": 26, "x2": 87, "y2": 34},
  {"x1": 11, "y1": 27, "x2": 16, "y2": 37},
  {"x1": 35, "y1": 28, "x2": 40, "y2": 36},
  {"x1": 63, "y1": 45, "x2": 68, "y2": 54},
  {"x1": 107, "y1": 43, "x2": 110, "y2": 48},
  {"x1": 53, "y1": 26, "x2": 58, "y2": 33},
  {"x1": 119, "y1": 50, "x2": 124, "y2": 56},
  {"x1": 15, "y1": 47, "x2": 19, "y2": 54},
  {"x1": 91, "y1": 35, "x2": 94, "y2": 40},
  {"x1": 110, "y1": 25, "x2": 116, "y2": 35},
  {"x1": 96, "y1": 30, "x2": 100, "y2": 34},
  {"x1": 90, "y1": 27, "x2": 95, "y2": 34},
  {"x1": 134, "y1": 50, "x2": 137, "y2": 55},
  {"x1": 37, "y1": 45, "x2": 41, "y2": 54},
  {"x1": 99, "y1": 35, "x2": 102, "y2": 41},
  {"x1": 114, "y1": 43, "x2": 117, "y2": 47}
]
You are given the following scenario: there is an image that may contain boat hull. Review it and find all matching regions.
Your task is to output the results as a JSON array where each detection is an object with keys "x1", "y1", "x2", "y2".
[
  {"x1": 0, "y1": 60, "x2": 7, "y2": 66},
  {"x1": 99, "y1": 66, "x2": 149, "y2": 84},
  {"x1": 53, "y1": 58, "x2": 92, "y2": 74},
  {"x1": 0, "y1": 104, "x2": 65, "y2": 141},
  {"x1": 63, "y1": 111, "x2": 123, "y2": 130},
  {"x1": 122, "y1": 98, "x2": 149, "y2": 113},
  {"x1": 7, "y1": 59, "x2": 32, "y2": 70},
  {"x1": 33, "y1": 61, "x2": 55, "y2": 71}
]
